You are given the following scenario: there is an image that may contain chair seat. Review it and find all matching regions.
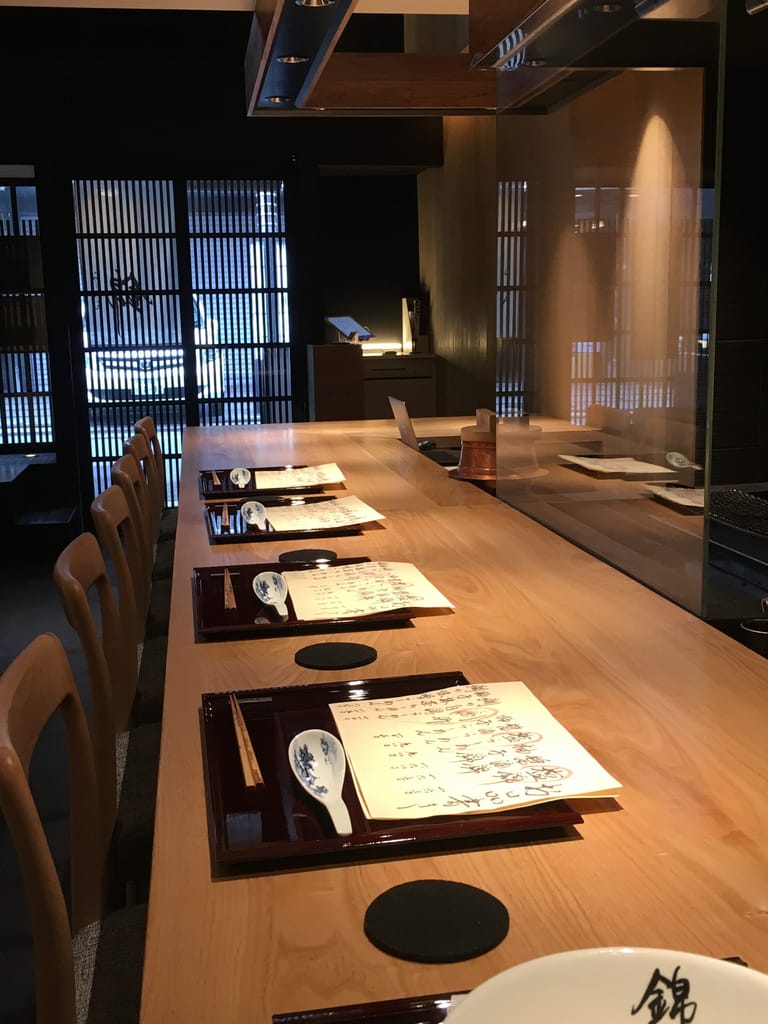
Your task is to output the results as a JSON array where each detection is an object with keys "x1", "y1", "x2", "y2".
[
  {"x1": 133, "y1": 633, "x2": 167, "y2": 725},
  {"x1": 113, "y1": 721, "x2": 162, "y2": 895},
  {"x1": 145, "y1": 577, "x2": 171, "y2": 639},
  {"x1": 151, "y1": 537, "x2": 174, "y2": 581},
  {"x1": 159, "y1": 508, "x2": 178, "y2": 542},
  {"x1": 75, "y1": 902, "x2": 147, "y2": 1024}
]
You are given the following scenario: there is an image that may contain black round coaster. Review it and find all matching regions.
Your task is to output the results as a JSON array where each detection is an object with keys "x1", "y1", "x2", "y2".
[
  {"x1": 363, "y1": 879, "x2": 509, "y2": 963},
  {"x1": 295, "y1": 642, "x2": 377, "y2": 671},
  {"x1": 278, "y1": 548, "x2": 337, "y2": 564}
]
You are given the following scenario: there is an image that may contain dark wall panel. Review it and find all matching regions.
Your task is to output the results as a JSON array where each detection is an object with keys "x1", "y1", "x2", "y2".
[
  {"x1": 316, "y1": 176, "x2": 420, "y2": 345},
  {"x1": 0, "y1": 8, "x2": 443, "y2": 173}
]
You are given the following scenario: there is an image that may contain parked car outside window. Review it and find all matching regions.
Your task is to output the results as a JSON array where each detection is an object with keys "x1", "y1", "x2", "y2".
[{"x1": 83, "y1": 295, "x2": 222, "y2": 402}]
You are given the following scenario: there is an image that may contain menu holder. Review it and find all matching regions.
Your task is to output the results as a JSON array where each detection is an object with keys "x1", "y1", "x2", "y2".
[
  {"x1": 200, "y1": 672, "x2": 583, "y2": 871},
  {"x1": 203, "y1": 495, "x2": 365, "y2": 544},
  {"x1": 199, "y1": 465, "x2": 341, "y2": 499},
  {"x1": 193, "y1": 558, "x2": 413, "y2": 640}
]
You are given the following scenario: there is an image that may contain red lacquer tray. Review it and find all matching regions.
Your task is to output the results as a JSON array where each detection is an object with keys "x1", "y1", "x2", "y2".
[
  {"x1": 271, "y1": 959, "x2": 749, "y2": 1022},
  {"x1": 192, "y1": 557, "x2": 413, "y2": 640},
  {"x1": 202, "y1": 495, "x2": 366, "y2": 544},
  {"x1": 272, "y1": 991, "x2": 459, "y2": 1024},
  {"x1": 200, "y1": 672, "x2": 582, "y2": 872},
  {"x1": 199, "y1": 464, "x2": 343, "y2": 499}
]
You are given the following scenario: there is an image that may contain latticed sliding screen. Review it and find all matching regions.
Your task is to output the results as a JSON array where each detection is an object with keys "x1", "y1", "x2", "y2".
[
  {"x1": 73, "y1": 178, "x2": 291, "y2": 506},
  {"x1": 0, "y1": 183, "x2": 53, "y2": 448},
  {"x1": 496, "y1": 179, "x2": 532, "y2": 418}
]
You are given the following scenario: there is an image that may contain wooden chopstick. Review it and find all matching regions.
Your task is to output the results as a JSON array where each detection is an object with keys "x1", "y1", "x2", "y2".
[
  {"x1": 211, "y1": 470, "x2": 221, "y2": 487},
  {"x1": 223, "y1": 567, "x2": 237, "y2": 610},
  {"x1": 229, "y1": 693, "x2": 264, "y2": 790},
  {"x1": 220, "y1": 503, "x2": 230, "y2": 531}
]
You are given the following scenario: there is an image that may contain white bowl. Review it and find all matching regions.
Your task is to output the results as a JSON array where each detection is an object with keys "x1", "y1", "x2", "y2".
[{"x1": 445, "y1": 947, "x2": 768, "y2": 1023}]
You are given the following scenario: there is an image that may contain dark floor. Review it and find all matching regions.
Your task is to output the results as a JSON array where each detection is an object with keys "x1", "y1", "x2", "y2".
[{"x1": 0, "y1": 551, "x2": 90, "y2": 1024}]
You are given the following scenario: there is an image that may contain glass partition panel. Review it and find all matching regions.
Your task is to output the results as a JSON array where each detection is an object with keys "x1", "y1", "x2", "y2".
[{"x1": 494, "y1": 46, "x2": 718, "y2": 614}]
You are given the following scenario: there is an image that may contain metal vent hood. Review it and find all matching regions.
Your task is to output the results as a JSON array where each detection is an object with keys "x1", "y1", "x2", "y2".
[{"x1": 472, "y1": 0, "x2": 720, "y2": 114}]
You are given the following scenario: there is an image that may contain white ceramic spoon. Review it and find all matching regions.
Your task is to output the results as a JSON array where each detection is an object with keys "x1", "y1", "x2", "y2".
[
  {"x1": 229, "y1": 466, "x2": 251, "y2": 489},
  {"x1": 241, "y1": 500, "x2": 267, "y2": 530},
  {"x1": 287, "y1": 729, "x2": 353, "y2": 836},
  {"x1": 252, "y1": 570, "x2": 289, "y2": 620}
]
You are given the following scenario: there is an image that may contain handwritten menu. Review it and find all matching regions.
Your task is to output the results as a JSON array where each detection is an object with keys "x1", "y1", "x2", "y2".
[
  {"x1": 263, "y1": 495, "x2": 384, "y2": 532},
  {"x1": 286, "y1": 561, "x2": 454, "y2": 621},
  {"x1": 330, "y1": 681, "x2": 621, "y2": 819},
  {"x1": 253, "y1": 463, "x2": 345, "y2": 489}
]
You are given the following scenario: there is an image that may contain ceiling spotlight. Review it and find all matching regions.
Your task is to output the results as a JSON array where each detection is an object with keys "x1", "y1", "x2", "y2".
[
  {"x1": 277, "y1": 54, "x2": 311, "y2": 64},
  {"x1": 295, "y1": 0, "x2": 335, "y2": 6}
]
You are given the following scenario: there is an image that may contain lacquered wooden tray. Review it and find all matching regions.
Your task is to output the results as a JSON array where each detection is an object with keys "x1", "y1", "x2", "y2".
[
  {"x1": 271, "y1": 959, "x2": 750, "y2": 1022},
  {"x1": 272, "y1": 991, "x2": 459, "y2": 1024},
  {"x1": 192, "y1": 557, "x2": 413, "y2": 640},
  {"x1": 203, "y1": 495, "x2": 364, "y2": 544},
  {"x1": 200, "y1": 672, "x2": 582, "y2": 871},
  {"x1": 199, "y1": 465, "x2": 338, "y2": 499}
]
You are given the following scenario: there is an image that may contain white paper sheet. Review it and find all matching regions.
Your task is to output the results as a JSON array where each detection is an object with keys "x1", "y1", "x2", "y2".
[
  {"x1": 330, "y1": 680, "x2": 621, "y2": 820},
  {"x1": 643, "y1": 484, "x2": 705, "y2": 509},
  {"x1": 286, "y1": 561, "x2": 454, "y2": 621},
  {"x1": 253, "y1": 463, "x2": 346, "y2": 488},
  {"x1": 263, "y1": 495, "x2": 384, "y2": 532},
  {"x1": 559, "y1": 454, "x2": 675, "y2": 476}
]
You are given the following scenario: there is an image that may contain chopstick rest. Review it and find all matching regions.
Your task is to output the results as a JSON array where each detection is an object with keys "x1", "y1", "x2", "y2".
[{"x1": 229, "y1": 692, "x2": 264, "y2": 790}]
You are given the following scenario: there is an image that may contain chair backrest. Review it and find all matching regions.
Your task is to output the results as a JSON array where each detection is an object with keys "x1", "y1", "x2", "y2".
[
  {"x1": 134, "y1": 415, "x2": 166, "y2": 510},
  {"x1": 0, "y1": 632, "x2": 106, "y2": 1024},
  {"x1": 53, "y1": 532, "x2": 139, "y2": 829},
  {"x1": 111, "y1": 451, "x2": 154, "y2": 585},
  {"x1": 127, "y1": 426, "x2": 162, "y2": 541},
  {"x1": 91, "y1": 484, "x2": 147, "y2": 645}
]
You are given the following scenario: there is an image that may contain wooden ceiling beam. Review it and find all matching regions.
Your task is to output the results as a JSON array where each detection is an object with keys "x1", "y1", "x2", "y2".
[
  {"x1": 468, "y1": 0, "x2": 534, "y2": 66},
  {"x1": 304, "y1": 52, "x2": 497, "y2": 112}
]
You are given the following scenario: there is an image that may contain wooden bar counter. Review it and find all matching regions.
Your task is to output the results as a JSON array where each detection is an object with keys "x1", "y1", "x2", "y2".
[{"x1": 140, "y1": 418, "x2": 768, "y2": 1023}]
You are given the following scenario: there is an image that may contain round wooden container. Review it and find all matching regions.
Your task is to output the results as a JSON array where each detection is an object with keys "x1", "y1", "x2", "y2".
[{"x1": 456, "y1": 427, "x2": 496, "y2": 481}]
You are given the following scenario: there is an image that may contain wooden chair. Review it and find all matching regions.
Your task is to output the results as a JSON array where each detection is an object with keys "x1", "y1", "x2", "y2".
[
  {"x1": 53, "y1": 532, "x2": 162, "y2": 896},
  {"x1": 0, "y1": 632, "x2": 147, "y2": 1024},
  {"x1": 111, "y1": 451, "x2": 172, "y2": 583},
  {"x1": 133, "y1": 415, "x2": 178, "y2": 543},
  {"x1": 91, "y1": 484, "x2": 169, "y2": 645}
]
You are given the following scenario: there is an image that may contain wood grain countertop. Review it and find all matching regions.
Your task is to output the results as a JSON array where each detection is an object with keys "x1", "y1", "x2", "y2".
[{"x1": 140, "y1": 419, "x2": 768, "y2": 1023}]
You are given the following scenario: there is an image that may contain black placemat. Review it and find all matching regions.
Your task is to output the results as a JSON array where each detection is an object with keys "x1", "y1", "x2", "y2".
[
  {"x1": 295, "y1": 642, "x2": 377, "y2": 670},
  {"x1": 363, "y1": 880, "x2": 509, "y2": 963},
  {"x1": 279, "y1": 548, "x2": 338, "y2": 564}
]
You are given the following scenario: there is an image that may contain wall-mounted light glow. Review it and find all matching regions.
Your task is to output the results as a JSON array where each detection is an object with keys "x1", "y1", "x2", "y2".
[
  {"x1": 265, "y1": 95, "x2": 292, "y2": 104},
  {"x1": 277, "y1": 55, "x2": 310, "y2": 64},
  {"x1": 295, "y1": 0, "x2": 335, "y2": 6},
  {"x1": 361, "y1": 341, "x2": 403, "y2": 356}
]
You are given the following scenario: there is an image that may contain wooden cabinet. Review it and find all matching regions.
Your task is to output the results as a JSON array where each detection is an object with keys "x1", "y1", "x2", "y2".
[
  {"x1": 307, "y1": 344, "x2": 364, "y2": 421},
  {"x1": 363, "y1": 353, "x2": 437, "y2": 418}
]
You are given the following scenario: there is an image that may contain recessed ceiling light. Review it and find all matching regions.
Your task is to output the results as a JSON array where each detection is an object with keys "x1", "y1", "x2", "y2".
[
  {"x1": 295, "y1": 0, "x2": 335, "y2": 7},
  {"x1": 277, "y1": 54, "x2": 311, "y2": 64}
]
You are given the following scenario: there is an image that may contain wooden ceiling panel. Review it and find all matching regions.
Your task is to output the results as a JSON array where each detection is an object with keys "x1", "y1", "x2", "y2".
[{"x1": 305, "y1": 52, "x2": 495, "y2": 112}]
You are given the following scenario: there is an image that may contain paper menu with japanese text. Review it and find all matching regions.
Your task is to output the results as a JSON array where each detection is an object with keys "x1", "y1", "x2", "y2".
[
  {"x1": 263, "y1": 495, "x2": 384, "y2": 532},
  {"x1": 330, "y1": 681, "x2": 621, "y2": 820},
  {"x1": 286, "y1": 561, "x2": 454, "y2": 622},
  {"x1": 253, "y1": 463, "x2": 345, "y2": 489}
]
